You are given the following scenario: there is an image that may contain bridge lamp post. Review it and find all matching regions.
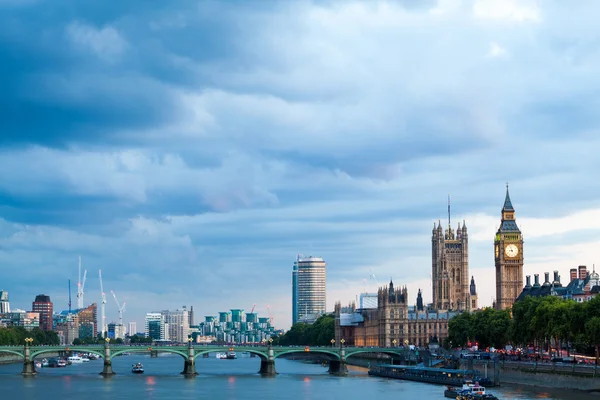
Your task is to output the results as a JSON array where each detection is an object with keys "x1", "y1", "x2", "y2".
[
  {"x1": 393, "y1": 339, "x2": 397, "y2": 348},
  {"x1": 331, "y1": 339, "x2": 335, "y2": 348},
  {"x1": 187, "y1": 337, "x2": 193, "y2": 347},
  {"x1": 261, "y1": 338, "x2": 266, "y2": 347},
  {"x1": 340, "y1": 339, "x2": 345, "y2": 349},
  {"x1": 25, "y1": 337, "x2": 33, "y2": 346},
  {"x1": 268, "y1": 338, "x2": 273, "y2": 348}
]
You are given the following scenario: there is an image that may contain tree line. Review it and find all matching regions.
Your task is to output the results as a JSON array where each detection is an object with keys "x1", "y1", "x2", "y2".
[
  {"x1": 273, "y1": 314, "x2": 335, "y2": 346},
  {"x1": 0, "y1": 327, "x2": 59, "y2": 345},
  {"x1": 447, "y1": 295, "x2": 600, "y2": 358}
]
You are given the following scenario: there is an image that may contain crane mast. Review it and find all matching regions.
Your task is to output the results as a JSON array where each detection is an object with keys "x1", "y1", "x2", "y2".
[
  {"x1": 99, "y1": 270, "x2": 107, "y2": 338},
  {"x1": 111, "y1": 290, "x2": 126, "y2": 327},
  {"x1": 77, "y1": 256, "x2": 87, "y2": 309}
]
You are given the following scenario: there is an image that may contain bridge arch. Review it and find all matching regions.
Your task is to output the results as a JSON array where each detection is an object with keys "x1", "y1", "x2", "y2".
[
  {"x1": 111, "y1": 347, "x2": 188, "y2": 360},
  {"x1": 193, "y1": 348, "x2": 269, "y2": 361},
  {"x1": 30, "y1": 347, "x2": 105, "y2": 360},
  {"x1": 0, "y1": 349, "x2": 25, "y2": 359},
  {"x1": 274, "y1": 348, "x2": 340, "y2": 360}
]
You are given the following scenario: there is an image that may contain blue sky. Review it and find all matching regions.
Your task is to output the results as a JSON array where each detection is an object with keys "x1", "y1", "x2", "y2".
[{"x1": 1, "y1": 0, "x2": 600, "y2": 330}]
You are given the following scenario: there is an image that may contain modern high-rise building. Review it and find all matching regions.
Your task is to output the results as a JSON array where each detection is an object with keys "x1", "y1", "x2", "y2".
[
  {"x1": 161, "y1": 309, "x2": 190, "y2": 343},
  {"x1": 145, "y1": 312, "x2": 165, "y2": 340},
  {"x1": 128, "y1": 321, "x2": 137, "y2": 336},
  {"x1": 0, "y1": 290, "x2": 10, "y2": 313},
  {"x1": 32, "y1": 294, "x2": 53, "y2": 331},
  {"x1": 292, "y1": 255, "x2": 327, "y2": 324},
  {"x1": 495, "y1": 184, "x2": 524, "y2": 310},
  {"x1": 432, "y1": 198, "x2": 470, "y2": 311}
]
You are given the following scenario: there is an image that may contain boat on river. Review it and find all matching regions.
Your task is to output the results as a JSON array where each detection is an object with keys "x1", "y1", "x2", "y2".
[
  {"x1": 226, "y1": 351, "x2": 237, "y2": 359},
  {"x1": 445, "y1": 381, "x2": 498, "y2": 399},
  {"x1": 131, "y1": 363, "x2": 144, "y2": 374},
  {"x1": 368, "y1": 364, "x2": 489, "y2": 386}
]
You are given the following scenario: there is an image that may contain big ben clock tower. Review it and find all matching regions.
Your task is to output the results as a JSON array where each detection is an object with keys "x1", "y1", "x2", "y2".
[{"x1": 495, "y1": 184, "x2": 524, "y2": 310}]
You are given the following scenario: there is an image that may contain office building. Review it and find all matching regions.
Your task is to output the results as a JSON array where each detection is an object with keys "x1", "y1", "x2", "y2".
[
  {"x1": 292, "y1": 255, "x2": 327, "y2": 324},
  {"x1": 128, "y1": 321, "x2": 137, "y2": 336},
  {"x1": 0, "y1": 290, "x2": 10, "y2": 313},
  {"x1": 32, "y1": 294, "x2": 53, "y2": 331}
]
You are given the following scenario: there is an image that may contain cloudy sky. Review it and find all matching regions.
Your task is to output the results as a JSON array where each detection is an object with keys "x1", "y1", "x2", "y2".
[{"x1": 1, "y1": 0, "x2": 600, "y2": 330}]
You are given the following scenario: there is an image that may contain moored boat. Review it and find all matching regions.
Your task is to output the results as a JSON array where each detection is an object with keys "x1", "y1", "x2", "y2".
[
  {"x1": 132, "y1": 362, "x2": 144, "y2": 374},
  {"x1": 368, "y1": 364, "x2": 485, "y2": 386},
  {"x1": 226, "y1": 351, "x2": 237, "y2": 359}
]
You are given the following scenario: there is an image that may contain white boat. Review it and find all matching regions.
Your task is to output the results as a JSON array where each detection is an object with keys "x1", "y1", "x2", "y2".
[
  {"x1": 216, "y1": 352, "x2": 227, "y2": 359},
  {"x1": 131, "y1": 362, "x2": 144, "y2": 374},
  {"x1": 226, "y1": 351, "x2": 237, "y2": 359},
  {"x1": 35, "y1": 361, "x2": 42, "y2": 369},
  {"x1": 68, "y1": 355, "x2": 85, "y2": 363}
]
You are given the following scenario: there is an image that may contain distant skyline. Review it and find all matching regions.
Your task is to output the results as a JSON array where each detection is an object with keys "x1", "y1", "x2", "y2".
[{"x1": 2, "y1": 1, "x2": 600, "y2": 329}]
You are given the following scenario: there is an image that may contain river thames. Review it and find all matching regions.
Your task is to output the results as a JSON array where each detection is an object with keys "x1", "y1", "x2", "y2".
[{"x1": 0, "y1": 354, "x2": 596, "y2": 399}]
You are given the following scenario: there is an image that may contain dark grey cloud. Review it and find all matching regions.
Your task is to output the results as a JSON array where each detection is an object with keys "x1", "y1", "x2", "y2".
[{"x1": 2, "y1": 0, "x2": 600, "y2": 329}]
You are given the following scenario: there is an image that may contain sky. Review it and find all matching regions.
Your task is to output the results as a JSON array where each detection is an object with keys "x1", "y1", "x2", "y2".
[{"x1": 1, "y1": 0, "x2": 600, "y2": 331}]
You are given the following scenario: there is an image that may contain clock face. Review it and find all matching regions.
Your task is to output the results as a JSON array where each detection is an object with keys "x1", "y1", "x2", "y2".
[{"x1": 505, "y1": 244, "x2": 519, "y2": 258}]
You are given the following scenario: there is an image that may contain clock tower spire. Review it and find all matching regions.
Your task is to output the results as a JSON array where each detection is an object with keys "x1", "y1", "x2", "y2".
[{"x1": 495, "y1": 183, "x2": 524, "y2": 310}]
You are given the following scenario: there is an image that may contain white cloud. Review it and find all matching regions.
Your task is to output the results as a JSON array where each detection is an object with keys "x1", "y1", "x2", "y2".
[
  {"x1": 488, "y1": 42, "x2": 508, "y2": 58},
  {"x1": 473, "y1": 0, "x2": 541, "y2": 22},
  {"x1": 66, "y1": 21, "x2": 128, "y2": 61}
]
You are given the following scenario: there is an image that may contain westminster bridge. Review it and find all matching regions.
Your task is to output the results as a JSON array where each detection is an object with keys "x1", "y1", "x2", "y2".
[{"x1": 0, "y1": 339, "x2": 408, "y2": 377}]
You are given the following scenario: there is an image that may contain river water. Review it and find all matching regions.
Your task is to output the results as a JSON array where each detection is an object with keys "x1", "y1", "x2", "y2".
[{"x1": 0, "y1": 353, "x2": 595, "y2": 399}]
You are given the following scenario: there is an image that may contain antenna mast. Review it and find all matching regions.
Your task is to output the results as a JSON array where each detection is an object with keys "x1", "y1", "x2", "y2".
[
  {"x1": 68, "y1": 279, "x2": 72, "y2": 313},
  {"x1": 448, "y1": 194, "x2": 451, "y2": 229}
]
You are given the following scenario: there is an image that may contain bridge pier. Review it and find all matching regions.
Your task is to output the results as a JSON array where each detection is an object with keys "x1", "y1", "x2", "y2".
[
  {"x1": 21, "y1": 341, "x2": 36, "y2": 377},
  {"x1": 259, "y1": 346, "x2": 277, "y2": 377},
  {"x1": 329, "y1": 346, "x2": 348, "y2": 376},
  {"x1": 99, "y1": 340, "x2": 115, "y2": 377},
  {"x1": 181, "y1": 342, "x2": 198, "y2": 377}
]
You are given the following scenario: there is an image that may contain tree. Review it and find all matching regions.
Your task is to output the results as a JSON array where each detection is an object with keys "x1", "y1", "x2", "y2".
[
  {"x1": 586, "y1": 317, "x2": 600, "y2": 365},
  {"x1": 274, "y1": 314, "x2": 335, "y2": 346}
]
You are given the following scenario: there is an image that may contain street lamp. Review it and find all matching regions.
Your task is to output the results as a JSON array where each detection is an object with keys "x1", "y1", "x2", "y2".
[
  {"x1": 24, "y1": 337, "x2": 33, "y2": 345},
  {"x1": 268, "y1": 338, "x2": 273, "y2": 346},
  {"x1": 392, "y1": 339, "x2": 397, "y2": 347},
  {"x1": 331, "y1": 339, "x2": 335, "y2": 347},
  {"x1": 105, "y1": 337, "x2": 110, "y2": 344},
  {"x1": 340, "y1": 338, "x2": 345, "y2": 348}
]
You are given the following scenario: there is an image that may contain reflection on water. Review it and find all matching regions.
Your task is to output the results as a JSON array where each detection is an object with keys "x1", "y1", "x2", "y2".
[{"x1": 0, "y1": 353, "x2": 595, "y2": 400}]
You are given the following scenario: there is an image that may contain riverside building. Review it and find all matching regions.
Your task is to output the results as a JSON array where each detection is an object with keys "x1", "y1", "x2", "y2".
[{"x1": 292, "y1": 255, "x2": 327, "y2": 324}]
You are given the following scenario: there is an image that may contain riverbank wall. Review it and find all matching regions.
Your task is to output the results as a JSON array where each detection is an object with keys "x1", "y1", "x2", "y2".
[{"x1": 460, "y1": 359, "x2": 600, "y2": 392}]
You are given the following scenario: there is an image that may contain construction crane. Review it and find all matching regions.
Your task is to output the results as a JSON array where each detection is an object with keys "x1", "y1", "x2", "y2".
[
  {"x1": 99, "y1": 270, "x2": 107, "y2": 338},
  {"x1": 250, "y1": 304, "x2": 256, "y2": 314},
  {"x1": 77, "y1": 256, "x2": 87, "y2": 309},
  {"x1": 111, "y1": 290, "x2": 126, "y2": 327},
  {"x1": 68, "y1": 279, "x2": 72, "y2": 313}
]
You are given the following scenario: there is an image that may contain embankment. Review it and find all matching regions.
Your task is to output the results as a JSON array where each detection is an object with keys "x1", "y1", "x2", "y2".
[{"x1": 462, "y1": 359, "x2": 600, "y2": 392}]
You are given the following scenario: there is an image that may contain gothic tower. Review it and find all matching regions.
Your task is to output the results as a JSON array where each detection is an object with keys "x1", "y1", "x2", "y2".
[
  {"x1": 468, "y1": 276, "x2": 478, "y2": 311},
  {"x1": 494, "y1": 184, "x2": 524, "y2": 310},
  {"x1": 432, "y1": 197, "x2": 469, "y2": 311}
]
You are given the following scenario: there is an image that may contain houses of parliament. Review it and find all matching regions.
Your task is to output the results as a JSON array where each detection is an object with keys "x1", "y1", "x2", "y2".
[{"x1": 335, "y1": 185, "x2": 524, "y2": 347}]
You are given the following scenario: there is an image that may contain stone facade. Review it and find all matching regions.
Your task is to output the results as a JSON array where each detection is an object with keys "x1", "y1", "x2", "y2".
[
  {"x1": 432, "y1": 201, "x2": 470, "y2": 311},
  {"x1": 335, "y1": 281, "x2": 458, "y2": 348},
  {"x1": 494, "y1": 185, "x2": 524, "y2": 310}
]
